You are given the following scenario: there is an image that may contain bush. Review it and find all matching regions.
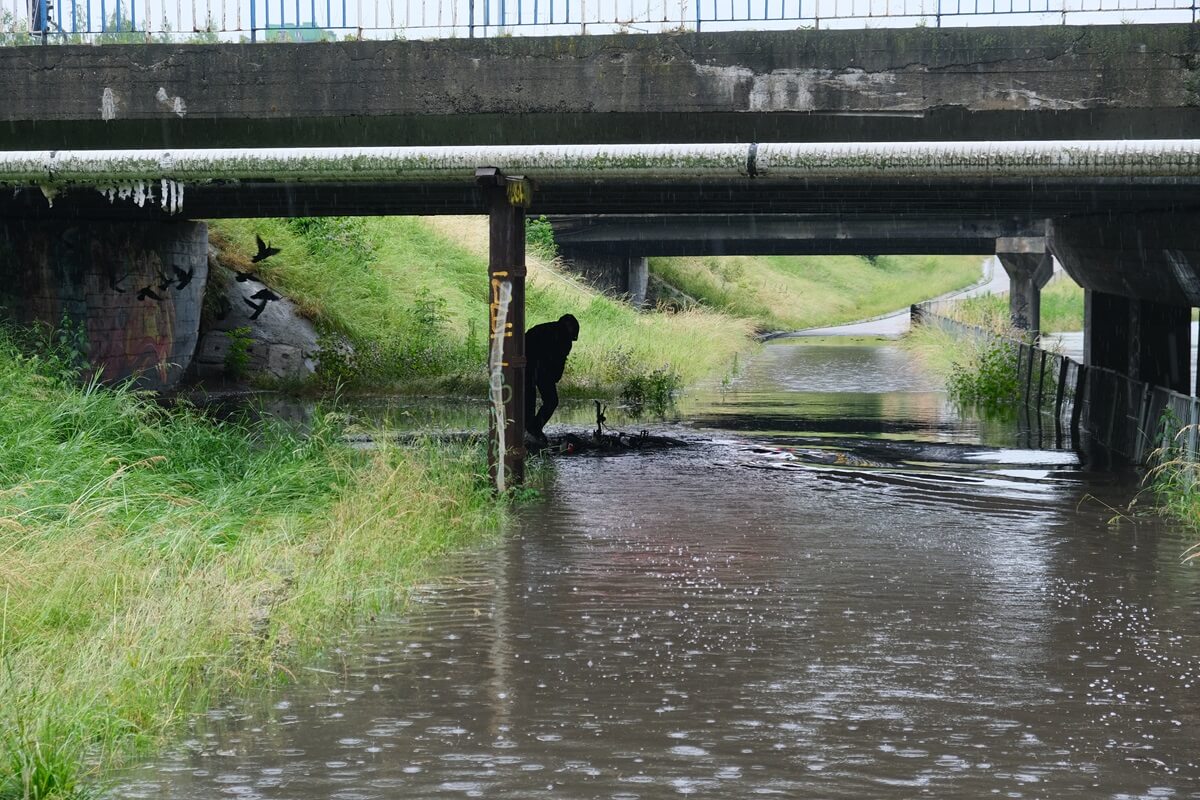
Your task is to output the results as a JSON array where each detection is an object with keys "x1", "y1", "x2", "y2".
[
  {"x1": 619, "y1": 367, "x2": 682, "y2": 415},
  {"x1": 525, "y1": 215, "x2": 557, "y2": 259},
  {"x1": 945, "y1": 336, "x2": 1021, "y2": 405},
  {"x1": 224, "y1": 326, "x2": 253, "y2": 380}
]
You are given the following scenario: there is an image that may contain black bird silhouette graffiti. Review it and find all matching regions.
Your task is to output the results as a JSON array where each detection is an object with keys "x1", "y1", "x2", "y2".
[
  {"x1": 136, "y1": 286, "x2": 165, "y2": 302},
  {"x1": 243, "y1": 287, "x2": 281, "y2": 320},
  {"x1": 173, "y1": 266, "x2": 194, "y2": 290},
  {"x1": 109, "y1": 272, "x2": 129, "y2": 294},
  {"x1": 155, "y1": 271, "x2": 174, "y2": 291},
  {"x1": 235, "y1": 270, "x2": 262, "y2": 283},
  {"x1": 251, "y1": 235, "x2": 281, "y2": 264}
]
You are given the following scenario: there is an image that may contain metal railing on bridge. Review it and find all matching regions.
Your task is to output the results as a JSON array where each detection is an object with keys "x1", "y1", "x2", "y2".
[
  {"x1": 5, "y1": 0, "x2": 1198, "y2": 43},
  {"x1": 912, "y1": 300, "x2": 1200, "y2": 467}
]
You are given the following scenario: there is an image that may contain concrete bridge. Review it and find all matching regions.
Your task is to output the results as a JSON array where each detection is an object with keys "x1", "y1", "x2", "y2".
[
  {"x1": 4, "y1": 24, "x2": 1200, "y2": 483},
  {"x1": 4, "y1": 24, "x2": 1200, "y2": 150}
]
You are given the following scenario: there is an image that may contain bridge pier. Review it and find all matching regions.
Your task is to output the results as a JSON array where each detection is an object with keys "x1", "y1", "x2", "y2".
[
  {"x1": 996, "y1": 237, "x2": 1054, "y2": 335},
  {"x1": 1082, "y1": 291, "x2": 1191, "y2": 394},
  {"x1": 478, "y1": 169, "x2": 529, "y2": 491},
  {"x1": 1051, "y1": 214, "x2": 1200, "y2": 395},
  {"x1": 559, "y1": 249, "x2": 648, "y2": 308},
  {"x1": 0, "y1": 219, "x2": 208, "y2": 390}
]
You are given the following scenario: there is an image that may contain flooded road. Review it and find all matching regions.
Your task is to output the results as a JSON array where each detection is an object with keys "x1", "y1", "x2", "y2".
[{"x1": 114, "y1": 343, "x2": 1200, "y2": 798}]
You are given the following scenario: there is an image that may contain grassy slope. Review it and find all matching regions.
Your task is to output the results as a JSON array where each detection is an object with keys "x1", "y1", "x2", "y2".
[
  {"x1": 210, "y1": 216, "x2": 755, "y2": 395},
  {"x1": 0, "y1": 335, "x2": 502, "y2": 798},
  {"x1": 649, "y1": 254, "x2": 986, "y2": 331},
  {"x1": 948, "y1": 272, "x2": 1086, "y2": 332}
]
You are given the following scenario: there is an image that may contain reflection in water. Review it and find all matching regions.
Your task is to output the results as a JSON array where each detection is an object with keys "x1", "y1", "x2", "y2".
[{"x1": 113, "y1": 344, "x2": 1200, "y2": 799}]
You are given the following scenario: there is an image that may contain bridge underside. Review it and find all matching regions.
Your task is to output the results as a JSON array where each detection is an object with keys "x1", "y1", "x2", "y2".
[
  {"x1": 2, "y1": 177, "x2": 1198, "y2": 220},
  {"x1": 550, "y1": 215, "x2": 1041, "y2": 257}
]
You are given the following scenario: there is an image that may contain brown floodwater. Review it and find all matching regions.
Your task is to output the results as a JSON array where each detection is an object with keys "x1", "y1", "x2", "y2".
[{"x1": 112, "y1": 343, "x2": 1200, "y2": 799}]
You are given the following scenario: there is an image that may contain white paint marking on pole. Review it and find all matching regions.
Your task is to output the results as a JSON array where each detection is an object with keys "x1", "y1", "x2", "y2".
[{"x1": 489, "y1": 279, "x2": 513, "y2": 494}]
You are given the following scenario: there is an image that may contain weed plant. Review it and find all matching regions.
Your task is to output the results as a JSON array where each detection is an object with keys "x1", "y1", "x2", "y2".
[
  {"x1": 1145, "y1": 416, "x2": 1200, "y2": 557},
  {"x1": 944, "y1": 335, "x2": 1021, "y2": 404},
  {"x1": 224, "y1": 326, "x2": 253, "y2": 379}
]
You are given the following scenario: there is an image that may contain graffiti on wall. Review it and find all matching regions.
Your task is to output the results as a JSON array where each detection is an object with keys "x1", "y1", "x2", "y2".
[
  {"x1": 0, "y1": 222, "x2": 205, "y2": 389},
  {"x1": 489, "y1": 275, "x2": 514, "y2": 493}
]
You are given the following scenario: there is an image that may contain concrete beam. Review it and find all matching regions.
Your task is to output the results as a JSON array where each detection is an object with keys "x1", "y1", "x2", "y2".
[
  {"x1": 1049, "y1": 213, "x2": 1200, "y2": 306},
  {"x1": 3, "y1": 25, "x2": 1200, "y2": 149},
  {"x1": 552, "y1": 215, "x2": 1037, "y2": 257},
  {"x1": 996, "y1": 236, "x2": 1054, "y2": 334}
]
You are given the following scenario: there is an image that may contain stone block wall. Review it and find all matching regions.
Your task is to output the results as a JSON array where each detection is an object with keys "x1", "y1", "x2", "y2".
[{"x1": 0, "y1": 220, "x2": 208, "y2": 390}]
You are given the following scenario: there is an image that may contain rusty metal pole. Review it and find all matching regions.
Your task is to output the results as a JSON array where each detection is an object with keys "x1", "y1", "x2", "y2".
[{"x1": 477, "y1": 168, "x2": 529, "y2": 492}]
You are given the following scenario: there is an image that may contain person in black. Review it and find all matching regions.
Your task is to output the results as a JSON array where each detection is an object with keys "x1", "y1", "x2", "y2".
[{"x1": 524, "y1": 313, "x2": 579, "y2": 442}]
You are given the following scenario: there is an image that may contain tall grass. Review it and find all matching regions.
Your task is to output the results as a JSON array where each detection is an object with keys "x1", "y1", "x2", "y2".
[
  {"x1": 209, "y1": 216, "x2": 754, "y2": 398},
  {"x1": 0, "y1": 326, "x2": 503, "y2": 797},
  {"x1": 649, "y1": 253, "x2": 986, "y2": 332}
]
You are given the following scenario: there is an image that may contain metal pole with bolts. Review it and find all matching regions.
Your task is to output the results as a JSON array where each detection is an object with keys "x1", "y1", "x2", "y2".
[{"x1": 477, "y1": 168, "x2": 529, "y2": 492}]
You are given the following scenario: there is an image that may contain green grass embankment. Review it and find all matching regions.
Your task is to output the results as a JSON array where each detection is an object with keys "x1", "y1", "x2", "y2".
[
  {"x1": 209, "y1": 216, "x2": 755, "y2": 398},
  {"x1": 944, "y1": 273, "x2": 1086, "y2": 332},
  {"x1": 648, "y1": 253, "x2": 986, "y2": 332},
  {"x1": 0, "y1": 328, "x2": 503, "y2": 799}
]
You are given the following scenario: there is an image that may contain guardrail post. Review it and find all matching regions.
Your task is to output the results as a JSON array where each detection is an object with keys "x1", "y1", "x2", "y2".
[
  {"x1": 1054, "y1": 358, "x2": 1068, "y2": 446},
  {"x1": 1070, "y1": 365, "x2": 1086, "y2": 444},
  {"x1": 936, "y1": 0, "x2": 942, "y2": 27},
  {"x1": 478, "y1": 167, "x2": 530, "y2": 493},
  {"x1": 469, "y1": 0, "x2": 475, "y2": 37},
  {"x1": 251, "y1": 0, "x2": 257, "y2": 41}
]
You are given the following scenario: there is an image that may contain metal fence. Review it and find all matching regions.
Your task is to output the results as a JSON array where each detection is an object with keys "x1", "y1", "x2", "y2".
[
  {"x1": 912, "y1": 301, "x2": 1200, "y2": 466},
  {"x1": 4, "y1": 0, "x2": 1197, "y2": 43}
]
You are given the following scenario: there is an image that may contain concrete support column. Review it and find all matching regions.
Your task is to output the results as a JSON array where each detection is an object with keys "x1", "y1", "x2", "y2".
[
  {"x1": 478, "y1": 168, "x2": 528, "y2": 491},
  {"x1": 1083, "y1": 289, "x2": 1130, "y2": 373},
  {"x1": 996, "y1": 237, "x2": 1054, "y2": 334},
  {"x1": 560, "y1": 249, "x2": 649, "y2": 308},
  {"x1": 0, "y1": 219, "x2": 208, "y2": 390},
  {"x1": 1083, "y1": 289, "x2": 1190, "y2": 393},
  {"x1": 1130, "y1": 299, "x2": 1191, "y2": 394}
]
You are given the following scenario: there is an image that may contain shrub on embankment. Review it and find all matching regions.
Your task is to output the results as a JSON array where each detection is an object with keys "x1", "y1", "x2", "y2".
[
  {"x1": 905, "y1": 318, "x2": 1025, "y2": 407},
  {"x1": 648, "y1": 253, "x2": 986, "y2": 332},
  {"x1": 0, "y1": 325, "x2": 503, "y2": 798},
  {"x1": 208, "y1": 216, "x2": 754, "y2": 399}
]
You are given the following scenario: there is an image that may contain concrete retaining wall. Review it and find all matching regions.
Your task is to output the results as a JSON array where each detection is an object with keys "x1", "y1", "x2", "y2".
[{"x1": 0, "y1": 220, "x2": 208, "y2": 389}]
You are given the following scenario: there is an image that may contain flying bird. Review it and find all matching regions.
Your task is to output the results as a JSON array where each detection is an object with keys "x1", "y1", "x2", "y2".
[
  {"x1": 173, "y1": 266, "x2": 194, "y2": 290},
  {"x1": 243, "y1": 287, "x2": 281, "y2": 320},
  {"x1": 137, "y1": 286, "x2": 165, "y2": 302},
  {"x1": 251, "y1": 235, "x2": 281, "y2": 264}
]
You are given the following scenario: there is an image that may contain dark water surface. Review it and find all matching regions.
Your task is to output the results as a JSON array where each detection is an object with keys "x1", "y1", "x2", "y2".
[{"x1": 114, "y1": 343, "x2": 1200, "y2": 799}]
